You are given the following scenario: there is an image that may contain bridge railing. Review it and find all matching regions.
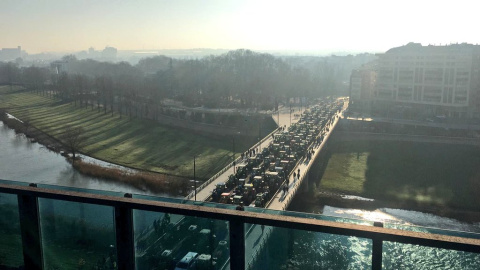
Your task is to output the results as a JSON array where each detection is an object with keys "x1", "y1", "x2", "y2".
[
  {"x1": 265, "y1": 109, "x2": 341, "y2": 210},
  {"x1": 186, "y1": 127, "x2": 281, "y2": 200},
  {"x1": 0, "y1": 182, "x2": 479, "y2": 270}
]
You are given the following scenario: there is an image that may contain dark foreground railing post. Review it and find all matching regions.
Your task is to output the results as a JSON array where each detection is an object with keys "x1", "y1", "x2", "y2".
[
  {"x1": 372, "y1": 222, "x2": 383, "y2": 270},
  {"x1": 115, "y1": 193, "x2": 135, "y2": 270},
  {"x1": 229, "y1": 218, "x2": 245, "y2": 270},
  {"x1": 17, "y1": 183, "x2": 43, "y2": 270}
]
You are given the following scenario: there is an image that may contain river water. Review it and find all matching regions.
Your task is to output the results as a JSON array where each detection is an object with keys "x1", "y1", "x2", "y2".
[{"x1": 0, "y1": 121, "x2": 152, "y2": 195}]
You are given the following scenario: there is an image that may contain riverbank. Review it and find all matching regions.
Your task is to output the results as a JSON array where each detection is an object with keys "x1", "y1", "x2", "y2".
[
  {"x1": 0, "y1": 86, "x2": 256, "y2": 178},
  {"x1": 287, "y1": 138, "x2": 480, "y2": 224},
  {"x1": 318, "y1": 140, "x2": 480, "y2": 212},
  {"x1": 72, "y1": 160, "x2": 188, "y2": 195},
  {"x1": 0, "y1": 108, "x2": 66, "y2": 153},
  {"x1": 290, "y1": 190, "x2": 480, "y2": 223},
  {"x1": 0, "y1": 110, "x2": 189, "y2": 196}
]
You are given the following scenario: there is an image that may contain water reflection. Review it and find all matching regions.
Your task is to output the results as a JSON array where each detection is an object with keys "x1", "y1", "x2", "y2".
[
  {"x1": 322, "y1": 206, "x2": 480, "y2": 233},
  {"x1": 329, "y1": 208, "x2": 404, "y2": 224}
]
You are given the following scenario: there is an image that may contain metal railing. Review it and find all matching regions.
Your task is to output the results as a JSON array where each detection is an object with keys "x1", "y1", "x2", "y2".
[
  {"x1": 265, "y1": 108, "x2": 341, "y2": 210},
  {"x1": 1, "y1": 183, "x2": 479, "y2": 270}
]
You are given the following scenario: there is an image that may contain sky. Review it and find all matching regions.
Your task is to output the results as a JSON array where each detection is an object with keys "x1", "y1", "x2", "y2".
[{"x1": 1, "y1": 0, "x2": 479, "y2": 54}]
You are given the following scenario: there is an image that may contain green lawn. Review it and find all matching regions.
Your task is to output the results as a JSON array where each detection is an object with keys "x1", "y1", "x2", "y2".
[
  {"x1": 0, "y1": 86, "x2": 253, "y2": 178},
  {"x1": 319, "y1": 140, "x2": 480, "y2": 210}
]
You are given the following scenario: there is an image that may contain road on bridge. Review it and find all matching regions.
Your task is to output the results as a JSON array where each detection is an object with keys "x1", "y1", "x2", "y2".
[
  {"x1": 192, "y1": 106, "x2": 307, "y2": 202},
  {"x1": 243, "y1": 99, "x2": 348, "y2": 269}
]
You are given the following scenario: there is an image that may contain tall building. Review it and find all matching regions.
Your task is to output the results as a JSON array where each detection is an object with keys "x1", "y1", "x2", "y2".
[
  {"x1": 0, "y1": 46, "x2": 22, "y2": 61},
  {"x1": 350, "y1": 62, "x2": 377, "y2": 107},
  {"x1": 374, "y1": 43, "x2": 480, "y2": 118}
]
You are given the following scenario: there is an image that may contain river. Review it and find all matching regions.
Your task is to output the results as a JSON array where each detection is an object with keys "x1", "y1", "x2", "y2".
[{"x1": 0, "y1": 121, "x2": 155, "y2": 195}]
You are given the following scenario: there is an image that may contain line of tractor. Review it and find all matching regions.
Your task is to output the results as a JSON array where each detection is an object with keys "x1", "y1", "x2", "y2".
[{"x1": 209, "y1": 98, "x2": 344, "y2": 209}]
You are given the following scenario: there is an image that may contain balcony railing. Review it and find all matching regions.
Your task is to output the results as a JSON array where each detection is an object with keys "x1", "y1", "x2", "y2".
[{"x1": 0, "y1": 182, "x2": 479, "y2": 270}]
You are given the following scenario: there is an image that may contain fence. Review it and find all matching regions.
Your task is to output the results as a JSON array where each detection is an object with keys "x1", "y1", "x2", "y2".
[{"x1": 0, "y1": 182, "x2": 479, "y2": 270}]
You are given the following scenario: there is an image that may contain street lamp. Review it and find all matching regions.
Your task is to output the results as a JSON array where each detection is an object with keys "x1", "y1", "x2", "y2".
[
  {"x1": 193, "y1": 155, "x2": 197, "y2": 201},
  {"x1": 290, "y1": 102, "x2": 292, "y2": 127},
  {"x1": 278, "y1": 108, "x2": 280, "y2": 127},
  {"x1": 232, "y1": 137, "x2": 235, "y2": 174},
  {"x1": 258, "y1": 117, "x2": 263, "y2": 150}
]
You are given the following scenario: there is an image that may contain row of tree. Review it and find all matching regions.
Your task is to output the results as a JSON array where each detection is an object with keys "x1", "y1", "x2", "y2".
[{"x1": 1, "y1": 50, "x2": 374, "y2": 117}]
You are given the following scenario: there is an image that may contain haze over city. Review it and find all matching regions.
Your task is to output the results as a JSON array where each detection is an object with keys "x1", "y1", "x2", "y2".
[
  {"x1": 1, "y1": 0, "x2": 480, "y2": 54},
  {"x1": 1, "y1": 0, "x2": 480, "y2": 269}
]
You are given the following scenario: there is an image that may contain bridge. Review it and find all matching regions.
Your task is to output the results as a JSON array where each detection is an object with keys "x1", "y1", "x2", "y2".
[
  {"x1": 184, "y1": 98, "x2": 348, "y2": 269},
  {"x1": 243, "y1": 102, "x2": 347, "y2": 269},
  {"x1": 186, "y1": 99, "x2": 347, "y2": 205},
  {"x1": 186, "y1": 104, "x2": 310, "y2": 202}
]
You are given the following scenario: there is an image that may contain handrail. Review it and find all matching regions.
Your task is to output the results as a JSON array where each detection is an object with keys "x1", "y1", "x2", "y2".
[
  {"x1": 265, "y1": 108, "x2": 341, "y2": 209},
  {"x1": 1, "y1": 183, "x2": 479, "y2": 265}
]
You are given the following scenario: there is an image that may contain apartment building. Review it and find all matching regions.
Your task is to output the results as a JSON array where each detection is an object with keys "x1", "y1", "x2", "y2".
[
  {"x1": 350, "y1": 63, "x2": 376, "y2": 107},
  {"x1": 373, "y1": 43, "x2": 480, "y2": 118}
]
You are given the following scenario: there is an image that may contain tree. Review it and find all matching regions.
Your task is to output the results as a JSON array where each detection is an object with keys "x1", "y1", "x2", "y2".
[
  {"x1": 23, "y1": 117, "x2": 31, "y2": 136},
  {"x1": 61, "y1": 126, "x2": 86, "y2": 162},
  {"x1": 3, "y1": 63, "x2": 20, "y2": 89}
]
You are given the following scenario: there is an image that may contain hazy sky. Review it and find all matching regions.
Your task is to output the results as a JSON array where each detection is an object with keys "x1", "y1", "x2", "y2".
[{"x1": 1, "y1": 0, "x2": 479, "y2": 54}]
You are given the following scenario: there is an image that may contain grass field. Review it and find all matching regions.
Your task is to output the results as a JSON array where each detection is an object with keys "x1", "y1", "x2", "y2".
[
  {"x1": 319, "y1": 140, "x2": 480, "y2": 211},
  {"x1": 0, "y1": 86, "x2": 255, "y2": 178}
]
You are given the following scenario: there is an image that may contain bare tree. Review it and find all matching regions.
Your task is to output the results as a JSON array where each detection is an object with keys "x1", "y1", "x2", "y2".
[
  {"x1": 23, "y1": 117, "x2": 31, "y2": 136},
  {"x1": 61, "y1": 126, "x2": 86, "y2": 163}
]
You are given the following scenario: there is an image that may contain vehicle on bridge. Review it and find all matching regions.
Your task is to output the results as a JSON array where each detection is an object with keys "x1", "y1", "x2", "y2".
[
  {"x1": 255, "y1": 193, "x2": 267, "y2": 207},
  {"x1": 211, "y1": 182, "x2": 227, "y2": 202},
  {"x1": 195, "y1": 254, "x2": 213, "y2": 270},
  {"x1": 175, "y1": 251, "x2": 198, "y2": 270},
  {"x1": 219, "y1": 192, "x2": 234, "y2": 204},
  {"x1": 243, "y1": 183, "x2": 256, "y2": 205},
  {"x1": 204, "y1": 98, "x2": 344, "y2": 210},
  {"x1": 232, "y1": 195, "x2": 243, "y2": 205}
]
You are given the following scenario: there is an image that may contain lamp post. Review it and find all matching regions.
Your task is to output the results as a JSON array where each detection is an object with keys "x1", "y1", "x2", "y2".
[
  {"x1": 232, "y1": 137, "x2": 235, "y2": 175},
  {"x1": 194, "y1": 156, "x2": 197, "y2": 201},
  {"x1": 258, "y1": 120, "x2": 261, "y2": 150},
  {"x1": 278, "y1": 108, "x2": 280, "y2": 127},
  {"x1": 290, "y1": 102, "x2": 292, "y2": 127}
]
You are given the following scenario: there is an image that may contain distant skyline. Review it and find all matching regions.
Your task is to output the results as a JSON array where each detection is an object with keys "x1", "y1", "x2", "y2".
[{"x1": 1, "y1": 0, "x2": 479, "y2": 54}]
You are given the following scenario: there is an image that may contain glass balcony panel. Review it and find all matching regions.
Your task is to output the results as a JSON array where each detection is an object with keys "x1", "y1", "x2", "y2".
[
  {"x1": 134, "y1": 209, "x2": 230, "y2": 270},
  {"x1": 383, "y1": 241, "x2": 480, "y2": 269},
  {"x1": 245, "y1": 224, "x2": 372, "y2": 270},
  {"x1": 38, "y1": 198, "x2": 116, "y2": 270},
  {"x1": 0, "y1": 192, "x2": 24, "y2": 268}
]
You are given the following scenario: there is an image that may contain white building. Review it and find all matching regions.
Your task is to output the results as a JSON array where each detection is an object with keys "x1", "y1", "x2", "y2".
[
  {"x1": 374, "y1": 43, "x2": 480, "y2": 118},
  {"x1": 350, "y1": 63, "x2": 376, "y2": 104}
]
